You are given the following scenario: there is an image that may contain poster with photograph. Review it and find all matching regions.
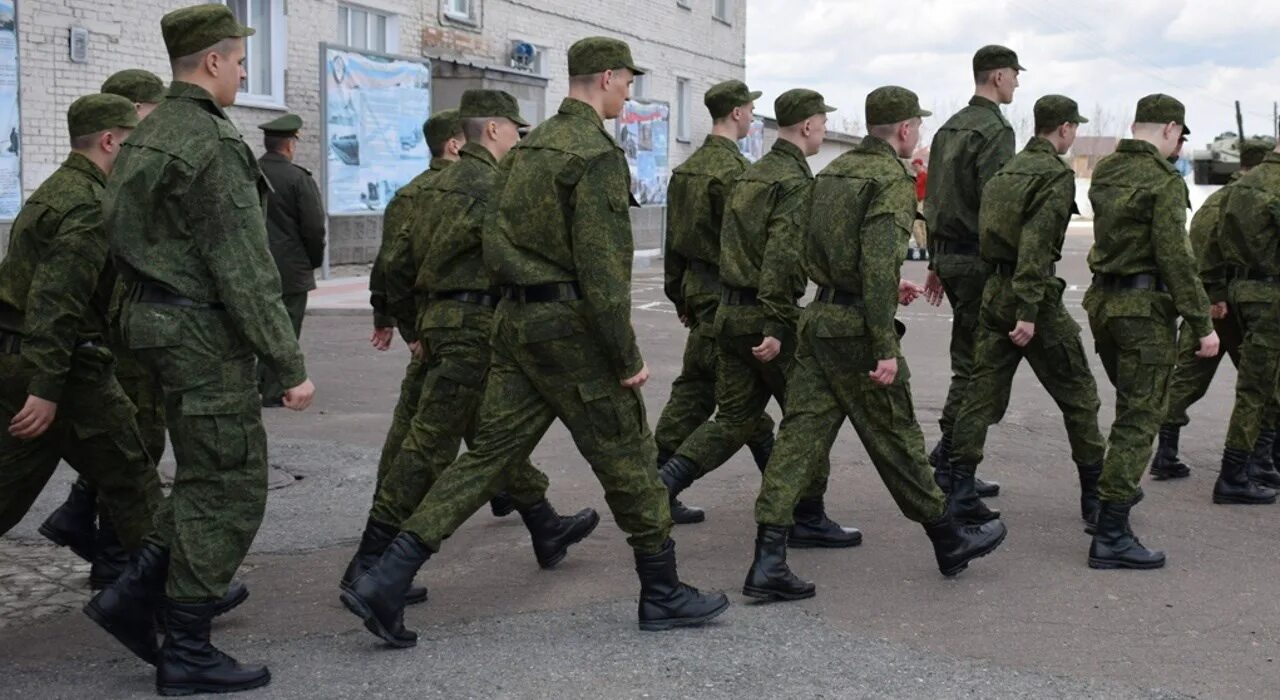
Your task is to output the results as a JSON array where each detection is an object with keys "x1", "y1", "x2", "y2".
[
  {"x1": 0, "y1": 1, "x2": 21, "y2": 219},
  {"x1": 616, "y1": 100, "x2": 670, "y2": 207},
  {"x1": 738, "y1": 117, "x2": 764, "y2": 163},
  {"x1": 322, "y1": 45, "x2": 431, "y2": 215}
]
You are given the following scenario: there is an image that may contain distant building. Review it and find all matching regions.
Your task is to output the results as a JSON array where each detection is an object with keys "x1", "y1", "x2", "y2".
[{"x1": 1069, "y1": 136, "x2": 1119, "y2": 178}]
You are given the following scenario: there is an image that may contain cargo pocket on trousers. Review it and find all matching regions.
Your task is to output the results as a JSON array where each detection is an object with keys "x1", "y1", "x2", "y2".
[
  {"x1": 1138, "y1": 344, "x2": 1177, "y2": 399},
  {"x1": 520, "y1": 316, "x2": 579, "y2": 374},
  {"x1": 180, "y1": 391, "x2": 258, "y2": 472},
  {"x1": 863, "y1": 381, "x2": 918, "y2": 430},
  {"x1": 578, "y1": 380, "x2": 622, "y2": 446}
]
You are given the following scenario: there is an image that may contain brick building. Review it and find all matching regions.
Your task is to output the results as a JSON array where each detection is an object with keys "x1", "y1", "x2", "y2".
[{"x1": 1, "y1": 0, "x2": 748, "y2": 261}]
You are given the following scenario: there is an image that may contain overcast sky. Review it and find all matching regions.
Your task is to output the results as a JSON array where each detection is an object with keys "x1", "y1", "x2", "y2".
[{"x1": 745, "y1": 0, "x2": 1280, "y2": 146}]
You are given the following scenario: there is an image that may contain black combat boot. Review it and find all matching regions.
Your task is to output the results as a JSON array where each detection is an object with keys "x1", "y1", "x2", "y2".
[
  {"x1": 659, "y1": 454, "x2": 706, "y2": 525},
  {"x1": 1087, "y1": 500, "x2": 1165, "y2": 569},
  {"x1": 489, "y1": 492, "x2": 517, "y2": 517},
  {"x1": 635, "y1": 540, "x2": 730, "y2": 631},
  {"x1": 1077, "y1": 462, "x2": 1103, "y2": 526},
  {"x1": 1247, "y1": 429, "x2": 1280, "y2": 489},
  {"x1": 748, "y1": 431, "x2": 775, "y2": 473},
  {"x1": 923, "y1": 513, "x2": 1008, "y2": 577},
  {"x1": 38, "y1": 478, "x2": 98, "y2": 563},
  {"x1": 788, "y1": 498, "x2": 862, "y2": 548},
  {"x1": 155, "y1": 599, "x2": 270, "y2": 696},
  {"x1": 1213, "y1": 447, "x2": 1278, "y2": 505},
  {"x1": 1149, "y1": 424, "x2": 1190, "y2": 480},
  {"x1": 932, "y1": 435, "x2": 999, "y2": 497},
  {"x1": 88, "y1": 514, "x2": 129, "y2": 590},
  {"x1": 340, "y1": 532, "x2": 433, "y2": 648},
  {"x1": 945, "y1": 463, "x2": 1000, "y2": 524},
  {"x1": 340, "y1": 519, "x2": 429, "y2": 605},
  {"x1": 742, "y1": 525, "x2": 816, "y2": 601},
  {"x1": 517, "y1": 499, "x2": 600, "y2": 568},
  {"x1": 84, "y1": 542, "x2": 168, "y2": 664}
]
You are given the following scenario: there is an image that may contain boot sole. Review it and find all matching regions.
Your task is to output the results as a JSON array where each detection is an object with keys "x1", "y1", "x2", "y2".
[
  {"x1": 83, "y1": 599, "x2": 157, "y2": 665},
  {"x1": 638, "y1": 597, "x2": 730, "y2": 631},
  {"x1": 789, "y1": 534, "x2": 863, "y2": 549},
  {"x1": 340, "y1": 581, "x2": 428, "y2": 606},
  {"x1": 1212, "y1": 493, "x2": 1277, "y2": 505},
  {"x1": 1087, "y1": 556, "x2": 1165, "y2": 570},
  {"x1": 537, "y1": 511, "x2": 602, "y2": 570},
  {"x1": 38, "y1": 522, "x2": 94, "y2": 563},
  {"x1": 157, "y1": 673, "x2": 271, "y2": 696},
  {"x1": 671, "y1": 511, "x2": 706, "y2": 525},
  {"x1": 939, "y1": 527, "x2": 1008, "y2": 577},
  {"x1": 742, "y1": 585, "x2": 816, "y2": 601},
  {"x1": 338, "y1": 591, "x2": 417, "y2": 649}
]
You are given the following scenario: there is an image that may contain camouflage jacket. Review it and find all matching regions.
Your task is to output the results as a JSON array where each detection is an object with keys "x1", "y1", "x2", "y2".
[
  {"x1": 805, "y1": 135, "x2": 914, "y2": 359},
  {"x1": 719, "y1": 138, "x2": 812, "y2": 340},
  {"x1": 370, "y1": 157, "x2": 451, "y2": 331},
  {"x1": 104, "y1": 81, "x2": 306, "y2": 388},
  {"x1": 663, "y1": 134, "x2": 749, "y2": 312},
  {"x1": 406, "y1": 142, "x2": 499, "y2": 303},
  {"x1": 485, "y1": 97, "x2": 643, "y2": 379},
  {"x1": 1218, "y1": 153, "x2": 1280, "y2": 297},
  {"x1": 923, "y1": 95, "x2": 1016, "y2": 248},
  {"x1": 979, "y1": 137, "x2": 1075, "y2": 323},
  {"x1": 1087, "y1": 138, "x2": 1211, "y2": 337},
  {"x1": 258, "y1": 152, "x2": 326, "y2": 295},
  {"x1": 1188, "y1": 173, "x2": 1237, "y2": 304},
  {"x1": 0, "y1": 153, "x2": 114, "y2": 401}
]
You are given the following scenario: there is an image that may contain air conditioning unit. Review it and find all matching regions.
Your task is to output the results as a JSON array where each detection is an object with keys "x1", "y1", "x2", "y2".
[{"x1": 509, "y1": 41, "x2": 540, "y2": 73}]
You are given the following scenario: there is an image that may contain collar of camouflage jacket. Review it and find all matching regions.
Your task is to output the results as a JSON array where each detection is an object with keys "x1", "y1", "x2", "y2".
[
  {"x1": 1023, "y1": 136, "x2": 1059, "y2": 156},
  {"x1": 428, "y1": 157, "x2": 451, "y2": 172},
  {"x1": 165, "y1": 81, "x2": 231, "y2": 121},
  {"x1": 558, "y1": 97, "x2": 606, "y2": 130},
  {"x1": 459, "y1": 141, "x2": 498, "y2": 167},
  {"x1": 61, "y1": 151, "x2": 107, "y2": 185},
  {"x1": 769, "y1": 137, "x2": 812, "y2": 178},
  {"x1": 855, "y1": 134, "x2": 898, "y2": 159},
  {"x1": 704, "y1": 133, "x2": 740, "y2": 153}
]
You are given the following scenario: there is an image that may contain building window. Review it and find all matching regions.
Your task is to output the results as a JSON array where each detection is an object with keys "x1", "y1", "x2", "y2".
[
  {"x1": 339, "y1": 4, "x2": 398, "y2": 53},
  {"x1": 676, "y1": 0, "x2": 691, "y2": 8},
  {"x1": 676, "y1": 77, "x2": 691, "y2": 142},
  {"x1": 632, "y1": 71, "x2": 649, "y2": 99},
  {"x1": 225, "y1": 0, "x2": 286, "y2": 108},
  {"x1": 443, "y1": 0, "x2": 480, "y2": 27},
  {"x1": 713, "y1": 0, "x2": 731, "y2": 23}
]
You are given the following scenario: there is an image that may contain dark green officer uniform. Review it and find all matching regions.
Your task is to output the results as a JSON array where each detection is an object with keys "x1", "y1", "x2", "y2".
[
  {"x1": 923, "y1": 45, "x2": 1020, "y2": 465},
  {"x1": 655, "y1": 80, "x2": 775, "y2": 468},
  {"x1": 256, "y1": 114, "x2": 325, "y2": 404},
  {"x1": 0, "y1": 96, "x2": 161, "y2": 545},
  {"x1": 949, "y1": 97, "x2": 1105, "y2": 502}
]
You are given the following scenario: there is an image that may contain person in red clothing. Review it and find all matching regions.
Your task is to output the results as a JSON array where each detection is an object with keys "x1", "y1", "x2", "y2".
[{"x1": 911, "y1": 157, "x2": 929, "y2": 252}]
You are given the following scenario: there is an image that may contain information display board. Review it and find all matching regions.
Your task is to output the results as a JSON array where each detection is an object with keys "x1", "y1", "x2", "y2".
[
  {"x1": 738, "y1": 117, "x2": 765, "y2": 163},
  {"x1": 616, "y1": 99, "x2": 670, "y2": 206},
  {"x1": 0, "y1": 1, "x2": 21, "y2": 220}
]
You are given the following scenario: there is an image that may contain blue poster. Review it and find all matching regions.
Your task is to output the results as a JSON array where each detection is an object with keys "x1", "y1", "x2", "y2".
[
  {"x1": 616, "y1": 100, "x2": 670, "y2": 206},
  {"x1": 0, "y1": 1, "x2": 19, "y2": 219}
]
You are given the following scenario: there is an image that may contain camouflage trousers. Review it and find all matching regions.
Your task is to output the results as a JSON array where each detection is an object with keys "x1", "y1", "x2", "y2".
[
  {"x1": 755, "y1": 304, "x2": 945, "y2": 525},
  {"x1": 654, "y1": 289, "x2": 775, "y2": 460},
  {"x1": 933, "y1": 252, "x2": 991, "y2": 437},
  {"x1": 370, "y1": 354, "x2": 427, "y2": 504},
  {"x1": 1084, "y1": 288, "x2": 1178, "y2": 504},
  {"x1": 672, "y1": 305, "x2": 828, "y2": 498},
  {"x1": 124, "y1": 299, "x2": 268, "y2": 602},
  {"x1": 369, "y1": 300, "x2": 550, "y2": 528},
  {"x1": 1164, "y1": 314, "x2": 1244, "y2": 428},
  {"x1": 0, "y1": 348, "x2": 162, "y2": 546},
  {"x1": 257, "y1": 291, "x2": 307, "y2": 402},
  {"x1": 399, "y1": 298, "x2": 670, "y2": 555},
  {"x1": 950, "y1": 277, "x2": 1105, "y2": 470},
  {"x1": 1222, "y1": 282, "x2": 1280, "y2": 452}
]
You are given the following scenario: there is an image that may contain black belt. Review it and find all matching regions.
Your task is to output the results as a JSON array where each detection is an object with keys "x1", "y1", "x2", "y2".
[
  {"x1": 688, "y1": 259, "x2": 719, "y2": 276},
  {"x1": 131, "y1": 282, "x2": 226, "y2": 310},
  {"x1": 430, "y1": 290, "x2": 500, "y2": 308},
  {"x1": 815, "y1": 286, "x2": 862, "y2": 306},
  {"x1": 1092, "y1": 273, "x2": 1167, "y2": 292},
  {"x1": 500, "y1": 282, "x2": 582, "y2": 303},
  {"x1": 721, "y1": 286, "x2": 759, "y2": 306},
  {"x1": 1237, "y1": 269, "x2": 1280, "y2": 284},
  {"x1": 935, "y1": 240, "x2": 980, "y2": 256}
]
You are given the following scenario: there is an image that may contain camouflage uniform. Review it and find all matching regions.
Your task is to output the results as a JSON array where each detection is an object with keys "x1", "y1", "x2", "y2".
[
  {"x1": 0, "y1": 145, "x2": 161, "y2": 545},
  {"x1": 754, "y1": 135, "x2": 946, "y2": 525},
  {"x1": 949, "y1": 136, "x2": 1105, "y2": 472},
  {"x1": 107, "y1": 81, "x2": 307, "y2": 601},
  {"x1": 395, "y1": 97, "x2": 670, "y2": 554},
  {"x1": 657, "y1": 133, "x2": 775, "y2": 461},
  {"x1": 1084, "y1": 138, "x2": 1211, "y2": 504}
]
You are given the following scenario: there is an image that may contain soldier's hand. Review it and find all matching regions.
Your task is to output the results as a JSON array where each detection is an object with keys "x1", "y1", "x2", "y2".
[
  {"x1": 1195, "y1": 331, "x2": 1221, "y2": 359},
  {"x1": 370, "y1": 327, "x2": 394, "y2": 351},
  {"x1": 1008, "y1": 321, "x2": 1036, "y2": 347},
  {"x1": 898, "y1": 279, "x2": 924, "y2": 306},
  {"x1": 283, "y1": 379, "x2": 317, "y2": 411},
  {"x1": 10, "y1": 395, "x2": 57, "y2": 439},
  {"x1": 621, "y1": 363, "x2": 650, "y2": 389},
  {"x1": 924, "y1": 271, "x2": 945, "y2": 307},
  {"x1": 869, "y1": 358, "x2": 898, "y2": 386},
  {"x1": 1210, "y1": 302, "x2": 1228, "y2": 320},
  {"x1": 753, "y1": 336, "x2": 782, "y2": 363},
  {"x1": 408, "y1": 340, "x2": 425, "y2": 360}
]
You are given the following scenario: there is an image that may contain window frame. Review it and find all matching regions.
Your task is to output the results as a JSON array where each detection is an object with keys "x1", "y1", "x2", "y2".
[
  {"x1": 442, "y1": 0, "x2": 481, "y2": 27},
  {"x1": 713, "y1": 0, "x2": 731, "y2": 24},
  {"x1": 676, "y1": 77, "x2": 692, "y2": 143},
  {"x1": 223, "y1": 0, "x2": 288, "y2": 110},
  {"x1": 338, "y1": 3, "x2": 400, "y2": 53}
]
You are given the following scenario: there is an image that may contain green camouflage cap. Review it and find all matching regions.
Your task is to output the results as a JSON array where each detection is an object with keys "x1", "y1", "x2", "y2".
[
  {"x1": 162, "y1": 4, "x2": 255, "y2": 60},
  {"x1": 459, "y1": 89, "x2": 530, "y2": 128},
  {"x1": 423, "y1": 108, "x2": 463, "y2": 154},
  {"x1": 865, "y1": 86, "x2": 931, "y2": 126},
  {"x1": 1134, "y1": 93, "x2": 1189, "y2": 134},
  {"x1": 259, "y1": 113, "x2": 303, "y2": 135},
  {"x1": 1241, "y1": 138, "x2": 1274, "y2": 169},
  {"x1": 101, "y1": 69, "x2": 166, "y2": 104},
  {"x1": 705, "y1": 80, "x2": 761, "y2": 119},
  {"x1": 68, "y1": 93, "x2": 140, "y2": 139},
  {"x1": 1033, "y1": 94, "x2": 1088, "y2": 131},
  {"x1": 774, "y1": 88, "x2": 836, "y2": 127},
  {"x1": 973, "y1": 44, "x2": 1026, "y2": 73},
  {"x1": 567, "y1": 36, "x2": 644, "y2": 77}
]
